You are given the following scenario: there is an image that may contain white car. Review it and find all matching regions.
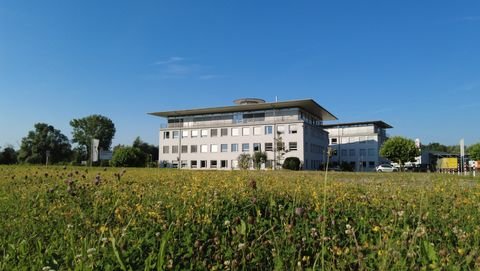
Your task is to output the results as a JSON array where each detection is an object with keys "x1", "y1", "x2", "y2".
[{"x1": 376, "y1": 164, "x2": 398, "y2": 172}]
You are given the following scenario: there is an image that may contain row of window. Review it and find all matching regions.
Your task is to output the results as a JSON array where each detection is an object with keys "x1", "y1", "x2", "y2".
[
  {"x1": 167, "y1": 159, "x2": 278, "y2": 169},
  {"x1": 163, "y1": 125, "x2": 299, "y2": 140},
  {"x1": 336, "y1": 148, "x2": 376, "y2": 157},
  {"x1": 330, "y1": 136, "x2": 377, "y2": 144},
  {"x1": 162, "y1": 142, "x2": 298, "y2": 154}
]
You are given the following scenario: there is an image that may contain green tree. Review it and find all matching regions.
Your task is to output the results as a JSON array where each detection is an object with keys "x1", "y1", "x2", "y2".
[
  {"x1": 70, "y1": 115, "x2": 116, "y2": 160},
  {"x1": 0, "y1": 146, "x2": 18, "y2": 164},
  {"x1": 133, "y1": 137, "x2": 159, "y2": 166},
  {"x1": 111, "y1": 146, "x2": 144, "y2": 167},
  {"x1": 282, "y1": 157, "x2": 301, "y2": 170},
  {"x1": 423, "y1": 142, "x2": 449, "y2": 153},
  {"x1": 468, "y1": 143, "x2": 480, "y2": 161},
  {"x1": 237, "y1": 153, "x2": 251, "y2": 170},
  {"x1": 252, "y1": 151, "x2": 267, "y2": 170},
  {"x1": 274, "y1": 132, "x2": 286, "y2": 169},
  {"x1": 380, "y1": 136, "x2": 420, "y2": 170},
  {"x1": 18, "y1": 123, "x2": 72, "y2": 164}
]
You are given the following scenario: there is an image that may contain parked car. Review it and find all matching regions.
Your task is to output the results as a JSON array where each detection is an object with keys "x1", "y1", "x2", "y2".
[{"x1": 376, "y1": 164, "x2": 398, "y2": 172}]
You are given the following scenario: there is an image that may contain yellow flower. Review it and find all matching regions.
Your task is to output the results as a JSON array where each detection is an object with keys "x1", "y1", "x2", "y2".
[
  {"x1": 99, "y1": 225, "x2": 108, "y2": 234},
  {"x1": 372, "y1": 225, "x2": 380, "y2": 233}
]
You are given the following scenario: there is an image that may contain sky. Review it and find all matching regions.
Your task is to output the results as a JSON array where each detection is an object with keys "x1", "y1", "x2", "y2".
[{"x1": 1, "y1": 0, "x2": 479, "y2": 149}]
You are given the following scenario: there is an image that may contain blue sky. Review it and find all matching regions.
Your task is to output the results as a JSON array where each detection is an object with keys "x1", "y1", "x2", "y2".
[{"x1": 1, "y1": 1, "x2": 479, "y2": 148}]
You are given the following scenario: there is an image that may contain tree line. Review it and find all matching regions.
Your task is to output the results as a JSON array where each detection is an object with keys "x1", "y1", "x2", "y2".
[{"x1": 0, "y1": 114, "x2": 158, "y2": 167}]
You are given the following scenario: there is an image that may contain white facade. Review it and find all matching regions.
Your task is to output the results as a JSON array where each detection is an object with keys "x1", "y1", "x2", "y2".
[
  {"x1": 324, "y1": 121, "x2": 392, "y2": 172},
  {"x1": 150, "y1": 99, "x2": 337, "y2": 170}
]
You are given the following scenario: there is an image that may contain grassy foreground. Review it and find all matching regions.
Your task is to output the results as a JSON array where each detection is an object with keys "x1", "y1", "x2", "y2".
[{"x1": 1, "y1": 166, "x2": 479, "y2": 270}]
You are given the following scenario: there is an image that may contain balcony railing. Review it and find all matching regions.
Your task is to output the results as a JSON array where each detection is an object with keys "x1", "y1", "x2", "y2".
[{"x1": 160, "y1": 116, "x2": 305, "y2": 129}]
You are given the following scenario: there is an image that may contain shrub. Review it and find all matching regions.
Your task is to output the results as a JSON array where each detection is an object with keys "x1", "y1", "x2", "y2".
[
  {"x1": 282, "y1": 157, "x2": 301, "y2": 170},
  {"x1": 237, "y1": 153, "x2": 251, "y2": 170},
  {"x1": 111, "y1": 146, "x2": 144, "y2": 167}
]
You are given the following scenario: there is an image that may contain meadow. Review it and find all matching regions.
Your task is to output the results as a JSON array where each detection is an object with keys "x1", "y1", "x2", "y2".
[{"x1": 1, "y1": 165, "x2": 479, "y2": 270}]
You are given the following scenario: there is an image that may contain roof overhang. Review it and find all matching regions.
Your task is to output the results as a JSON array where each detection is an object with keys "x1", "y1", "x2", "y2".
[
  {"x1": 323, "y1": 120, "x2": 393, "y2": 129},
  {"x1": 148, "y1": 99, "x2": 337, "y2": 121}
]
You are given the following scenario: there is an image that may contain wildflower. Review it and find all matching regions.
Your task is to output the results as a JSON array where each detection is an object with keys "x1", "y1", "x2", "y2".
[
  {"x1": 458, "y1": 248, "x2": 465, "y2": 256},
  {"x1": 238, "y1": 243, "x2": 246, "y2": 250},
  {"x1": 372, "y1": 225, "x2": 380, "y2": 232},
  {"x1": 224, "y1": 220, "x2": 231, "y2": 227}
]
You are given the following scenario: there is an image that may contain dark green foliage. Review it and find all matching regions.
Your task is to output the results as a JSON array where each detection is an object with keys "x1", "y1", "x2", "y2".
[
  {"x1": 111, "y1": 146, "x2": 144, "y2": 167},
  {"x1": 0, "y1": 146, "x2": 17, "y2": 164},
  {"x1": 380, "y1": 136, "x2": 420, "y2": 167},
  {"x1": 340, "y1": 161, "x2": 354, "y2": 172},
  {"x1": 468, "y1": 143, "x2": 480, "y2": 161},
  {"x1": 252, "y1": 151, "x2": 267, "y2": 169},
  {"x1": 70, "y1": 115, "x2": 116, "y2": 160},
  {"x1": 282, "y1": 157, "x2": 301, "y2": 170},
  {"x1": 133, "y1": 137, "x2": 158, "y2": 165},
  {"x1": 18, "y1": 123, "x2": 72, "y2": 164}
]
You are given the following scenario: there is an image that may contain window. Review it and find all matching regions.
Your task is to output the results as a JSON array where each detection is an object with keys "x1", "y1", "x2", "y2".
[
  {"x1": 221, "y1": 144, "x2": 228, "y2": 152},
  {"x1": 210, "y1": 129, "x2": 218, "y2": 137},
  {"x1": 200, "y1": 160, "x2": 207, "y2": 168},
  {"x1": 200, "y1": 145, "x2": 208, "y2": 153},
  {"x1": 172, "y1": 146, "x2": 179, "y2": 153},
  {"x1": 368, "y1": 148, "x2": 375, "y2": 156},
  {"x1": 331, "y1": 138, "x2": 338, "y2": 144},
  {"x1": 289, "y1": 142, "x2": 298, "y2": 151},
  {"x1": 349, "y1": 149, "x2": 356, "y2": 157},
  {"x1": 201, "y1": 129, "x2": 208, "y2": 137},
  {"x1": 191, "y1": 160, "x2": 198, "y2": 168},
  {"x1": 191, "y1": 130, "x2": 199, "y2": 138},
  {"x1": 190, "y1": 145, "x2": 198, "y2": 153},
  {"x1": 242, "y1": 143, "x2": 250, "y2": 152},
  {"x1": 221, "y1": 128, "x2": 228, "y2": 136},
  {"x1": 360, "y1": 149, "x2": 366, "y2": 157},
  {"x1": 253, "y1": 127, "x2": 262, "y2": 135},
  {"x1": 341, "y1": 149, "x2": 348, "y2": 157},
  {"x1": 231, "y1": 144, "x2": 238, "y2": 152},
  {"x1": 210, "y1": 144, "x2": 218, "y2": 153},
  {"x1": 253, "y1": 143, "x2": 261, "y2": 152},
  {"x1": 210, "y1": 160, "x2": 218, "y2": 168},
  {"x1": 242, "y1": 127, "x2": 250, "y2": 136},
  {"x1": 265, "y1": 126, "x2": 273, "y2": 135},
  {"x1": 163, "y1": 146, "x2": 169, "y2": 154},
  {"x1": 163, "y1": 131, "x2": 170, "y2": 139},
  {"x1": 289, "y1": 125, "x2": 298, "y2": 134},
  {"x1": 181, "y1": 145, "x2": 188, "y2": 153},
  {"x1": 172, "y1": 131, "x2": 179, "y2": 139},
  {"x1": 276, "y1": 141, "x2": 285, "y2": 151},
  {"x1": 232, "y1": 160, "x2": 238, "y2": 169},
  {"x1": 265, "y1": 143, "x2": 273, "y2": 151},
  {"x1": 277, "y1": 125, "x2": 285, "y2": 134},
  {"x1": 182, "y1": 130, "x2": 189, "y2": 138},
  {"x1": 172, "y1": 161, "x2": 178, "y2": 168},
  {"x1": 232, "y1": 128, "x2": 240, "y2": 136},
  {"x1": 181, "y1": 160, "x2": 187, "y2": 168},
  {"x1": 220, "y1": 160, "x2": 228, "y2": 168},
  {"x1": 369, "y1": 161, "x2": 375, "y2": 168}
]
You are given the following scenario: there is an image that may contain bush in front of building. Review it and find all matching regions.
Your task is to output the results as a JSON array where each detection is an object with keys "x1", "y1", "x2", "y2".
[
  {"x1": 282, "y1": 157, "x2": 301, "y2": 170},
  {"x1": 111, "y1": 146, "x2": 144, "y2": 167}
]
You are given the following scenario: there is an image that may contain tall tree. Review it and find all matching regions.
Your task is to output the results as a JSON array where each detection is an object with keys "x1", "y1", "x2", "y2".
[
  {"x1": 423, "y1": 142, "x2": 449, "y2": 153},
  {"x1": 468, "y1": 143, "x2": 480, "y2": 161},
  {"x1": 70, "y1": 115, "x2": 116, "y2": 159},
  {"x1": 133, "y1": 137, "x2": 159, "y2": 163},
  {"x1": 380, "y1": 136, "x2": 420, "y2": 169},
  {"x1": 0, "y1": 146, "x2": 18, "y2": 164},
  {"x1": 18, "y1": 123, "x2": 72, "y2": 164}
]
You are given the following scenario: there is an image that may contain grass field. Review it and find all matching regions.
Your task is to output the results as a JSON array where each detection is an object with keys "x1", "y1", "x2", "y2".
[{"x1": 1, "y1": 165, "x2": 479, "y2": 270}]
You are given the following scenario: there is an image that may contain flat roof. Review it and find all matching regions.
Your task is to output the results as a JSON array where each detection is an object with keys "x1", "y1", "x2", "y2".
[
  {"x1": 323, "y1": 120, "x2": 393, "y2": 129},
  {"x1": 148, "y1": 99, "x2": 338, "y2": 121}
]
